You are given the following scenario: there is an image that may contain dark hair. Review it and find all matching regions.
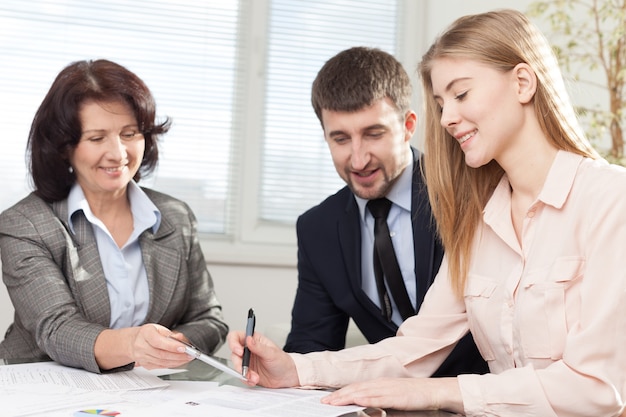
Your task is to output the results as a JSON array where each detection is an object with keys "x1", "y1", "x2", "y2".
[
  {"x1": 27, "y1": 59, "x2": 171, "y2": 202},
  {"x1": 311, "y1": 47, "x2": 412, "y2": 124}
]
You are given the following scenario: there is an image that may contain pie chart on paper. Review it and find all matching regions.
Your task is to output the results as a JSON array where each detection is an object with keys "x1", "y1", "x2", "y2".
[{"x1": 73, "y1": 411, "x2": 120, "y2": 416}]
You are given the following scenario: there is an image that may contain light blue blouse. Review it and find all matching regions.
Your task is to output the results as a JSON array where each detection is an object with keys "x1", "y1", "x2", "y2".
[{"x1": 68, "y1": 181, "x2": 161, "y2": 328}]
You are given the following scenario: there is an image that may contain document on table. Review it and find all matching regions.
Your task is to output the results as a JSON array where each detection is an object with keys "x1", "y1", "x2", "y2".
[
  {"x1": 1, "y1": 361, "x2": 363, "y2": 417},
  {"x1": 0, "y1": 361, "x2": 168, "y2": 391},
  {"x1": 1, "y1": 382, "x2": 122, "y2": 416},
  {"x1": 143, "y1": 383, "x2": 365, "y2": 417}
]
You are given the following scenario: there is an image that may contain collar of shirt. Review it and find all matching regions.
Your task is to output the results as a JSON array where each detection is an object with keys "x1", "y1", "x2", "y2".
[
  {"x1": 537, "y1": 150, "x2": 584, "y2": 209},
  {"x1": 354, "y1": 157, "x2": 414, "y2": 221},
  {"x1": 485, "y1": 150, "x2": 583, "y2": 220},
  {"x1": 483, "y1": 150, "x2": 584, "y2": 253},
  {"x1": 67, "y1": 181, "x2": 161, "y2": 237}
]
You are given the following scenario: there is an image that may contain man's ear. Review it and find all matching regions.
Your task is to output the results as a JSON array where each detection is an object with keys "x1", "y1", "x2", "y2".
[
  {"x1": 404, "y1": 110, "x2": 417, "y2": 141},
  {"x1": 514, "y1": 63, "x2": 537, "y2": 104}
]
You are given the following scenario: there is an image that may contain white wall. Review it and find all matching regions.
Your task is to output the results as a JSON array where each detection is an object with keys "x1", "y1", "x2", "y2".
[{"x1": 209, "y1": 262, "x2": 298, "y2": 357}]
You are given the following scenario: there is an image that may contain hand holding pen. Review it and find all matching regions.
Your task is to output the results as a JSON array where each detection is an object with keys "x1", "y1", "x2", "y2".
[
  {"x1": 242, "y1": 308, "x2": 256, "y2": 377},
  {"x1": 226, "y1": 315, "x2": 301, "y2": 388}
]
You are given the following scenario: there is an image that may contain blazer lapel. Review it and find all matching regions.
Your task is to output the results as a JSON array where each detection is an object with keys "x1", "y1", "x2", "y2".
[
  {"x1": 141, "y1": 216, "x2": 181, "y2": 324},
  {"x1": 52, "y1": 200, "x2": 112, "y2": 326},
  {"x1": 51, "y1": 199, "x2": 182, "y2": 327}
]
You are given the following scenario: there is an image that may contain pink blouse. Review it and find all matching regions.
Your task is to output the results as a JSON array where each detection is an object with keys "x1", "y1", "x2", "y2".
[{"x1": 291, "y1": 151, "x2": 626, "y2": 416}]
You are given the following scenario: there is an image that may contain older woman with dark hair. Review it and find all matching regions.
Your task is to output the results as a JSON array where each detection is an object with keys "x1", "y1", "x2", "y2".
[{"x1": 0, "y1": 59, "x2": 228, "y2": 373}]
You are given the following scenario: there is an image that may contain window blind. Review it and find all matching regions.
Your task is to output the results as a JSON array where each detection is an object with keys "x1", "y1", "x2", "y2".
[
  {"x1": 1, "y1": 0, "x2": 400, "y2": 244},
  {"x1": 0, "y1": 0, "x2": 241, "y2": 234},
  {"x1": 260, "y1": 0, "x2": 399, "y2": 224}
]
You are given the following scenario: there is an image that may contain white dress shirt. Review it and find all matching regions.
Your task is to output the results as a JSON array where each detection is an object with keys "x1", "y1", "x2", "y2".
[{"x1": 355, "y1": 157, "x2": 415, "y2": 326}]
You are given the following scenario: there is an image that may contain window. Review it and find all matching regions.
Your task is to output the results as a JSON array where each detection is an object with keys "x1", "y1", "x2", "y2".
[
  {"x1": 0, "y1": 0, "x2": 423, "y2": 266},
  {"x1": 1, "y1": 0, "x2": 240, "y2": 235},
  {"x1": 260, "y1": 0, "x2": 398, "y2": 225}
]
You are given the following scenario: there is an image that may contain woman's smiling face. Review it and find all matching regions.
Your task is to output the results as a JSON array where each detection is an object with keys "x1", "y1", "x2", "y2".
[
  {"x1": 70, "y1": 99, "x2": 145, "y2": 201},
  {"x1": 431, "y1": 57, "x2": 526, "y2": 169}
]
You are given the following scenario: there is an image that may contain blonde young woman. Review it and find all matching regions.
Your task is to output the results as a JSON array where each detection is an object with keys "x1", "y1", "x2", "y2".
[{"x1": 227, "y1": 9, "x2": 625, "y2": 416}]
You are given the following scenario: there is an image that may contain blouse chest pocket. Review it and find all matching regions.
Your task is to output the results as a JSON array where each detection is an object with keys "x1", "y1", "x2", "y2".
[
  {"x1": 464, "y1": 276, "x2": 499, "y2": 361},
  {"x1": 518, "y1": 256, "x2": 584, "y2": 360}
]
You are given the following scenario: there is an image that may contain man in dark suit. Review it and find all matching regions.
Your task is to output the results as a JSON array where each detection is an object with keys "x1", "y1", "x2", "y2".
[{"x1": 283, "y1": 47, "x2": 488, "y2": 377}]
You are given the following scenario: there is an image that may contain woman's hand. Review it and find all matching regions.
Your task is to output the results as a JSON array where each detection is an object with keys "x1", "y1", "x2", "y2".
[
  {"x1": 320, "y1": 377, "x2": 463, "y2": 414},
  {"x1": 128, "y1": 324, "x2": 193, "y2": 369},
  {"x1": 227, "y1": 330, "x2": 300, "y2": 388},
  {"x1": 95, "y1": 323, "x2": 192, "y2": 370}
]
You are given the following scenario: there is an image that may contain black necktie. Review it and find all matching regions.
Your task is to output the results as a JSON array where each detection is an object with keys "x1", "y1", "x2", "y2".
[{"x1": 367, "y1": 198, "x2": 415, "y2": 322}]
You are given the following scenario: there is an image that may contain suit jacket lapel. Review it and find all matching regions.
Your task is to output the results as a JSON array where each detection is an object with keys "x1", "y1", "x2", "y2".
[
  {"x1": 336, "y1": 148, "x2": 438, "y2": 321},
  {"x1": 337, "y1": 194, "x2": 364, "y2": 300},
  {"x1": 337, "y1": 191, "x2": 390, "y2": 320}
]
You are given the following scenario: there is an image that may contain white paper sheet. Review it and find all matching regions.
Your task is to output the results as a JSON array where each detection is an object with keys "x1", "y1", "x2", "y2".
[
  {"x1": 145, "y1": 384, "x2": 364, "y2": 417},
  {"x1": 0, "y1": 383, "x2": 121, "y2": 416},
  {"x1": 0, "y1": 361, "x2": 169, "y2": 391},
  {"x1": 1, "y1": 362, "x2": 363, "y2": 417}
]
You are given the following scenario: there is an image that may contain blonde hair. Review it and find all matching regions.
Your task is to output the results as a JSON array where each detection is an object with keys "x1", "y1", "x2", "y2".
[{"x1": 418, "y1": 9, "x2": 599, "y2": 297}]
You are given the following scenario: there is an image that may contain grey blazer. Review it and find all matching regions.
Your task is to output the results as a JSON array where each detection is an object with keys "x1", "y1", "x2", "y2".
[{"x1": 0, "y1": 188, "x2": 228, "y2": 373}]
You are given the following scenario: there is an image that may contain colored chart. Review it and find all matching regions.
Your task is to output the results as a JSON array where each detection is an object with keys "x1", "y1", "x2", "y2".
[{"x1": 73, "y1": 410, "x2": 120, "y2": 416}]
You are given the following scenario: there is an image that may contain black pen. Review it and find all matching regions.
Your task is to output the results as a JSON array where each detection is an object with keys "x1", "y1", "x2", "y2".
[{"x1": 242, "y1": 308, "x2": 256, "y2": 377}]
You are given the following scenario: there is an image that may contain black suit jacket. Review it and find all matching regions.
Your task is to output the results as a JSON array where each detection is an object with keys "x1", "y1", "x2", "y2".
[{"x1": 284, "y1": 148, "x2": 488, "y2": 377}]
